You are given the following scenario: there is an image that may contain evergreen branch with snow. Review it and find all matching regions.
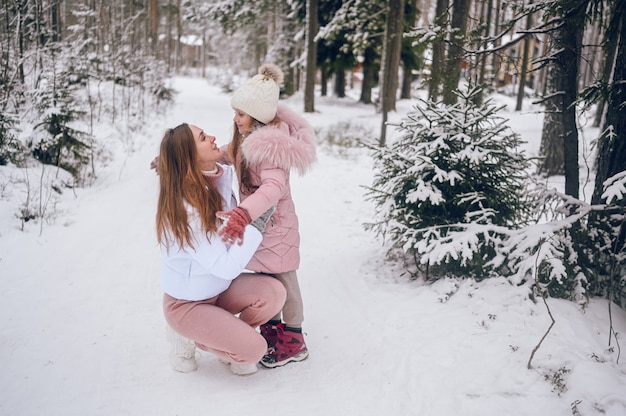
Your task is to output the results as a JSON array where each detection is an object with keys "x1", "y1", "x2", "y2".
[{"x1": 364, "y1": 83, "x2": 626, "y2": 308}]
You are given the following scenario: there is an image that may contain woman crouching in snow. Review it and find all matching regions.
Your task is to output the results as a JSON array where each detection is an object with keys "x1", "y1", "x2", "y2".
[{"x1": 156, "y1": 123, "x2": 285, "y2": 376}]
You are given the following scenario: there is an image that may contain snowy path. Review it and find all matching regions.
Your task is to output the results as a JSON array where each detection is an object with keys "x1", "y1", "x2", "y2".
[{"x1": 1, "y1": 77, "x2": 625, "y2": 416}]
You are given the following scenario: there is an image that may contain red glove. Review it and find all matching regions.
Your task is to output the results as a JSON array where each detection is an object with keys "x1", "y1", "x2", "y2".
[{"x1": 217, "y1": 207, "x2": 251, "y2": 245}]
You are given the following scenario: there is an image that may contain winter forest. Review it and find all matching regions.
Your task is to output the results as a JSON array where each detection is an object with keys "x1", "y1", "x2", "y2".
[
  {"x1": 1, "y1": 0, "x2": 626, "y2": 413},
  {"x1": 3, "y1": 0, "x2": 625, "y2": 306}
]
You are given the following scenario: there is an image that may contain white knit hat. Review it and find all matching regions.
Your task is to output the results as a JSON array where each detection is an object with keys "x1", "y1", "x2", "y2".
[{"x1": 231, "y1": 64, "x2": 284, "y2": 124}]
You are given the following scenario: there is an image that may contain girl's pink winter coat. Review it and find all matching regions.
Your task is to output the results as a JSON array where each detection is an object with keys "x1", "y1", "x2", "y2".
[{"x1": 237, "y1": 104, "x2": 316, "y2": 274}]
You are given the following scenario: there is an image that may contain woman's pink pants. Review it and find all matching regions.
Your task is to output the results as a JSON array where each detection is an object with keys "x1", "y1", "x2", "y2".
[{"x1": 163, "y1": 273, "x2": 286, "y2": 364}]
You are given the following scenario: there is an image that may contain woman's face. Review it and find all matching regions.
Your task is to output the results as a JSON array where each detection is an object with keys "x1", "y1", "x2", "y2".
[
  {"x1": 190, "y1": 125, "x2": 221, "y2": 170},
  {"x1": 233, "y1": 109, "x2": 253, "y2": 136}
]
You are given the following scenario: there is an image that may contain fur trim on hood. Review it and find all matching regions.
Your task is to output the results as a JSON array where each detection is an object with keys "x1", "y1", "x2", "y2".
[{"x1": 241, "y1": 104, "x2": 317, "y2": 175}]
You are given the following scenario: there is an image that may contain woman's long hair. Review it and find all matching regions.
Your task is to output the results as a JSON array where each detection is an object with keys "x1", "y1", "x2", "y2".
[
  {"x1": 156, "y1": 123, "x2": 223, "y2": 249},
  {"x1": 228, "y1": 115, "x2": 280, "y2": 195}
]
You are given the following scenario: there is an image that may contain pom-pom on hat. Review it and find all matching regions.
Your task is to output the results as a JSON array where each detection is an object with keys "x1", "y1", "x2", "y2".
[{"x1": 231, "y1": 64, "x2": 284, "y2": 124}]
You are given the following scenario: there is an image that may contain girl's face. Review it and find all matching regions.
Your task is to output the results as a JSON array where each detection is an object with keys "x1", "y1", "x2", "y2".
[
  {"x1": 190, "y1": 125, "x2": 221, "y2": 170},
  {"x1": 233, "y1": 109, "x2": 253, "y2": 136}
]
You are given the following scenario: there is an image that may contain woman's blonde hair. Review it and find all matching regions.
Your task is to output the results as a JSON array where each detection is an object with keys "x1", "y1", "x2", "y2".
[{"x1": 156, "y1": 123, "x2": 223, "y2": 249}]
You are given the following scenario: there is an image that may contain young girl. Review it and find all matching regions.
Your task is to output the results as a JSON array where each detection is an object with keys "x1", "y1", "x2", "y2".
[
  {"x1": 156, "y1": 123, "x2": 285, "y2": 376},
  {"x1": 217, "y1": 64, "x2": 316, "y2": 368}
]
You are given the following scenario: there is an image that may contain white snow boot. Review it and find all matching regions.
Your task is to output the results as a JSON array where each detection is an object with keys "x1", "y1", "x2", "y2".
[
  {"x1": 165, "y1": 325, "x2": 198, "y2": 373},
  {"x1": 230, "y1": 362, "x2": 258, "y2": 376}
]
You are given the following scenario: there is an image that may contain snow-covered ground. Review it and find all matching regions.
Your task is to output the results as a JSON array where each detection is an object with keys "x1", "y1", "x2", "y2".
[{"x1": 1, "y1": 77, "x2": 625, "y2": 416}]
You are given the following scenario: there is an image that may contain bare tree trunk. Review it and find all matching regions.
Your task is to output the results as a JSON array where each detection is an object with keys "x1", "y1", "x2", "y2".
[
  {"x1": 491, "y1": 0, "x2": 502, "y2": 88},
  {"x1": 442, "y1": 0, "x2": 469, "y2": 105},
  {"x1": 334, "y1": 67, "x2": 346, "y2": 97},
  {"x1": 559, "y1": 1, "x2": 585, "y2": 199},
  {"x1": 400, "y1": 65, "x2": 412, "y2": 98},
  {"x1": 428, "y1": 0, "x2": 448, "y2": 101},
  {"x1": 1, "y1": 0, "x2": 11, "y2": 99},
  {"x1": 593, "y1": 25, "x2": 617, "y2": 127},
  {"x1": 150, "y1": 0, "x2": 158, "y2": 54},
  {"x1": 592, "y1": 7, "x2": 626, "y2": 206},
  {"x1": 400, "y1": 0, "x2": 419, "y2": 100},
  {"x1": 388, "y1": 0, "x2": 404, "y2": 111},
  {"x1": 17, "y1": 0, "x2": 26, "y2": 85},
  {"x1": 516, "y1": 1, "x2": 533, "y2": 111},
  {"x1": 478, "y1": 0, "x2": 493, "y2": 93},
  {"x1": 166, "y1": 0, "x2": 173, "y2": 72},
  {"x1": 176, "y1": 0, "x2": 181, "y2": 72},
  {"x1": 98, "y1": 0, "x2": 107, "y2": 58},
  {"x1": 359, "y1": 45, "x2": 375, "y2": 104},
  {"x1": 589, "y1": 4, "x2": 626, "y2": 300},
  {"x1": 379, "y1": 0, "x2": 405, "y2": 146},
  {"x1": 539, "y1": 98, "x2": 565, "y2": 173},
  {"x1": 304, "y1": 0, "x2": 318, "y2": 113},
  {"x1": 320, "y1": 66, "x2": 328, "y2": 96},
  {"x1": 538, "y1": 63, "x2": 564, "y2": 175},
  {"x1": 581, "y1": 20, "x2": 601, "y2": 88},
  {"x1": 202, "y1": 28, "x2": 207, "y2": 78},
  {"x1": 536, "y1": 35, "x2": 550, "y2": 96},
  {"x1": 51, "y1": 0, "x2": 61, "y2": 42}
]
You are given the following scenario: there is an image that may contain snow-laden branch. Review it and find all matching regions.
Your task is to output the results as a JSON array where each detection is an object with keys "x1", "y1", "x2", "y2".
[{"x1": 601, "y1": 170, "x2": 626, "y2": 204}]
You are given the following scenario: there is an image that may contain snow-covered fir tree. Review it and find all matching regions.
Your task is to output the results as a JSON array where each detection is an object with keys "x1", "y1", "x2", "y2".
[{"x1": 365, "y1": 85, "x2": 531, "y2": 280}]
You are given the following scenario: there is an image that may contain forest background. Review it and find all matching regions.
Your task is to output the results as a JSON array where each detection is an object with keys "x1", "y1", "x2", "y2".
[{"x1": 1, "y1": 0, "x2": 625, "y2": 362}]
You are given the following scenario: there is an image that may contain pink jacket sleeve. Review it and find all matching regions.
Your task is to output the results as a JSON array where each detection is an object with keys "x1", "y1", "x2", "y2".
[{"x1": 239, "y1": 162, "x2": 287, "y2": 221}]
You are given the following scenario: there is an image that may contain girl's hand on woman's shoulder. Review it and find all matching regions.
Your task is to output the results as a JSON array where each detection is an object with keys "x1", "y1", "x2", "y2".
[{"x1": 150, "y1": 156, "x2": 160, "y2": 174}]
